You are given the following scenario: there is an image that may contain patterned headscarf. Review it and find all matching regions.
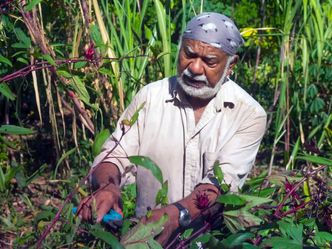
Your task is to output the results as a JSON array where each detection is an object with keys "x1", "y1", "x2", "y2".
[{"x1": 183, "y1": 12, "x2": 244, "y2": 55}]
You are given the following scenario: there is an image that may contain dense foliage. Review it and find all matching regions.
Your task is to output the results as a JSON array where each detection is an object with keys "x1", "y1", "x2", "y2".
[{"x1": 0, "y1": 0, "x2": 331, "y2": 248}]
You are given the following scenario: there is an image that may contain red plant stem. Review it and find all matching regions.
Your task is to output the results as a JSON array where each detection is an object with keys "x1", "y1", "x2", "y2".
[
  {"x1": 165, "y1": 222, "x2": 211, "y2": 249},
  {"x1": 36, "y1": 126, "x2": 132, "y2": 248},
  {"x1": 0, "y1": 55, "x2": 147, "y2": 83},
  {"x1": 274, "y1": 165, "x2": 325, "y2": 218},
  {"x1": 176, "y1": 222, "x2": 211, "y2": 249},
  {"x1": 279, "y1": 200, "x2": 310, "y2": 218}
]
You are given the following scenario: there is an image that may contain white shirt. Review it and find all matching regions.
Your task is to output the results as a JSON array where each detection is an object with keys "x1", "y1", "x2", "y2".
[{"x1": 92, "y1": 76, "x2": 267, "y2": 216}]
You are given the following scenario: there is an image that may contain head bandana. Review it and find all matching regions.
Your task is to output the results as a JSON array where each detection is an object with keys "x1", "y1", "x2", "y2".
[{"x1": 182, "y1": 12, "x2": 244, "y2": 55}]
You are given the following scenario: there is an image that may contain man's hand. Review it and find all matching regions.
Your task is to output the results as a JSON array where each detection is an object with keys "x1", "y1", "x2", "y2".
[
  {"x1": 141, "y1": 205, "x2": 179, "y2": 246},
  {"x1": 77, "y1": 162, "x2": 122, "y2": 223},
  {"x1": 77, "y1": 183, "x2": 122, "y2": 223},
  {"x1": 142, "y1": 184, "x2": 220, "y2": 246}
]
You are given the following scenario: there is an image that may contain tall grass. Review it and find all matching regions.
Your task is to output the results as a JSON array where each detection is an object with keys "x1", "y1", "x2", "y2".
[{"x1": 269, "y1": 0, "x2": 332, "y2": 171}]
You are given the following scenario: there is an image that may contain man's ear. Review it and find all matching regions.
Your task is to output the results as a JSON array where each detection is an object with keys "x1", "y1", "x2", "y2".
[{"x1": 227, "y1": 55, "x2": 239, "y2": 76}]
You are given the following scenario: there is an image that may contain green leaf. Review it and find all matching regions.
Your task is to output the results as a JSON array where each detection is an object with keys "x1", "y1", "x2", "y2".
[
  {"x1": 217, "y1": 194, "x2": 246, "y2": 207},
  {"x1": 213, "y1": 161, "x2": 224, "y2": 185},
  {"x1": 0, "y1": 83, "x2": 16, "y2": 100},
  {"x1": 262, "y1": 237, "x2": 302, "y2": 249},
  {"x1": 56, "y1": 70, "x2": 72, "y2": 78},
  {"x1": 242, "y1": 243, "x2": 259, "y2": 249},
  {"x1": 223, "y1": 210, "x2": 263, "y2": 233},
  {"x1": 221, "y1": 232, "x2": 254, "y2": 248},
  {"x1": 125, "y1": 243, "x2": 149, "y2": 249},
  {"x1": 0, "y1": 125, "x2": 35, "y2": 135},
  {"x1": 297, "y1": 154, "x2": 332, "y2": 166},
  {"x1": 92, "y1": 129, "x2": 110, "y2": 157},
  {"x1": 41, "y1": 54, "x2": 57, "y2": 66},
  {"x1": 237, "y1": 194, "x2": 273, "y2": 210},
  {"x1": 147, "y1": 237, "x2": 163, "y2": 249},
  {"x1": 190, "y1": 233, "x2": 212, "y2": 248},
  {"x1": 99, "y1": 67, "x2": 113, "y2": 77},
  {"x1": 129, "y1": 102, "x2": 145, "y2": 125},
  {"x1": 90, "y1": 24, "x2": 103, "y2": 46},
  {"x1": 309, "y1": 97, "x2": 325, "y2": 113},
  {"x1": 278, "y1": 220, "x2": 303, "y2": 244},
  {"x1": 11, "y1": 42, "x2": 30, "y2": 49},
  {"x1": 121, "y1": 215, "x2": 168, "y2": 245},
  {"x1": 53, "y1": 147, "x2": 77, "y2": 178},
  {"x1": 129, "y1": 156, "x2": 163, "y2": 184},
  {"x1": 90, "y1": 228, "x2": 124, "y2": 249},
  {"x1": 155, "y1": 180, "x2": 168, "y2": 206},
  {"x1": 74, "y1": 61, "x2": 87, "y2": 69},
  {"x1": 34, "y1": 210, "x2": 55, "y2": 223},
  {"x1": 14, "y1": 28, "x2": 31, "y2": 48},
  {"x1": 24, "y1": 0, "x2": 43, "y2": 11},
  {"x1": 17, "y1": 57, "x2": 29, "y2": 64},
  {"x1": 180, "y1": 228, "x2": 194, "y2": 240},
  {"x1": 0, "y1": 55, "x2": 13, "y2": 67},
  {"x1": 70, "y1": 76, "x2": 90, "y2": 104},
  {"x1": 314, "y1": 231, "x2": 332, "y2": 247}
]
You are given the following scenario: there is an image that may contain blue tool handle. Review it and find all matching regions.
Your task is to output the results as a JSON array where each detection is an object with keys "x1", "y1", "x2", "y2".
[{"x1": 72, "y1": 207, "x2": 123, "y2": 222}]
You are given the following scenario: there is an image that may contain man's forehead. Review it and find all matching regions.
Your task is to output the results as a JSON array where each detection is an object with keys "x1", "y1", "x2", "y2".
[{"x1": 182, "y1": 39, "x2": 225, "y2": 57}]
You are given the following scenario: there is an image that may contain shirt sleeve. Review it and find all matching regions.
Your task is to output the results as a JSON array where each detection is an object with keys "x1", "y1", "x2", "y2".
[
  {"x1": 200, "y1": 109, "x2": 267, "y2": 192},
  {"x1": 90, "y1": 87, "x2": 147, "y2": 187}
]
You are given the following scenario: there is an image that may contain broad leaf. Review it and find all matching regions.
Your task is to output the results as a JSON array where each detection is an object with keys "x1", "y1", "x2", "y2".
[
  {"x1": 24, "y1": 0, "x2": 43, "y2": 11},
  {"x1": 213, "y1": 161, "x2": 224, "y2": 185},
  {"x1": 217, "y1": 194, "x2": 246, "y2": 207},
  {"x1": 221, "y1": 232, "x2": 254, "y2": 248},
  {"x1": 70, "y1": 76, "x2": 90, "y2": 104},
  {"x1": 237, "y1": 194, "x2": 273, "y2": 210},
  {"x1": 129, "y1": 102, "x2": 145, "y2": 125},
  {"x1": 0, "y1": 55, "x2": 13, "y2": 67},
  {"x1": 56, "y1": 70, "x2": 72, "y2": 78},
  {"x1": 180, "y1": 228, "x2": 194, "y2": 240},
  {"x1": 155, "y1": 180, "x2": 168, "y2": 206},
  {"x1": 0, "y1": 125, "x2": 35, "y2": 135},
  {"x1": 42, "y1": 54, "x2": 57, "y2": 66},
  {"x1": 92, "y1": 129, "x2": 110, "y2": 157},
  {"x1": 262, "y1": 237, "x2": 302, "y2": 249},
  {"x1": 125, "y1": 243, "x2": 149, "y2": 249},
  {"x1": 0, "y1": 83, "x2": 16, "y2": 100},
  {"x1": 90, "y1": 24, "x2": 103, "y2": 46},
  {"x1": 121, "y1": 215, "x2": 167, "y2": 245},
  {"x1": 314, "y1": 231, "x2": 332, "y2": 247},
  {"x1": 297, "y1": 154, "x2": 332, "y2": 166},
  {"x1": 90, "y1": 228, "x2": 124, "y2": 249},
  {"x1": 223, "y1": 210, "x2": 263, "y2": 233},
  {"x1": 14, "y1": 28, "x2": 31, "y2": 48},
  {"x1": 74, "y1": 61, "x2": 87, "y2": 69},
  {"x1": 128, "y1": 156, "x2": 163, "y2": 184},
  {"x1": 278, "y1": 220, "x2": 303, "y2": 244}
]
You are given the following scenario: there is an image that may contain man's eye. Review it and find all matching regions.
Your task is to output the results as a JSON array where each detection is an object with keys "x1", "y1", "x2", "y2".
[
  {"x1": 185, "y1": 51, "x2": 195, "y2": 58},
  {"x1": 205, "y1": 61, "x2": 217, "y2": 67}
]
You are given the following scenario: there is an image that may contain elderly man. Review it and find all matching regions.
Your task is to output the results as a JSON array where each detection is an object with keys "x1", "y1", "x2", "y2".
[{"x1": 78, "y1": 12, "x2": 266, "y2": 245}]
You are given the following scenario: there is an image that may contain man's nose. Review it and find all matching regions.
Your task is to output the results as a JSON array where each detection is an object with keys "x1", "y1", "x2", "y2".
[{"x1": 188, "y1": 58, "x2": 204, "y2": 76}]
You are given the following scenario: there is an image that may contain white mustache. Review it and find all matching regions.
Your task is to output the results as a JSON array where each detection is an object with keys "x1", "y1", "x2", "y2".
[{"x1": 182, "y1": 68, "x2": 209, "y2": 85}]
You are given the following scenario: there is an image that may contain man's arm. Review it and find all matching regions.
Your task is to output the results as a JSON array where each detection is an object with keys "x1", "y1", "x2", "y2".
[{"x1": 91, "y1": 162, "x2": 121, "y2": 189}]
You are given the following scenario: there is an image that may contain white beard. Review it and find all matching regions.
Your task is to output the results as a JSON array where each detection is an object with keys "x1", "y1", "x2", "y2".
[{"x1": 177, "y1": 56, "x2": 233, "y2": 99}]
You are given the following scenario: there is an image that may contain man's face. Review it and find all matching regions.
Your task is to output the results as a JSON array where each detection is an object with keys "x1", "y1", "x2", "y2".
[{"x1": 177, "y1": 38, "x2": 232, "y2": 99}]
